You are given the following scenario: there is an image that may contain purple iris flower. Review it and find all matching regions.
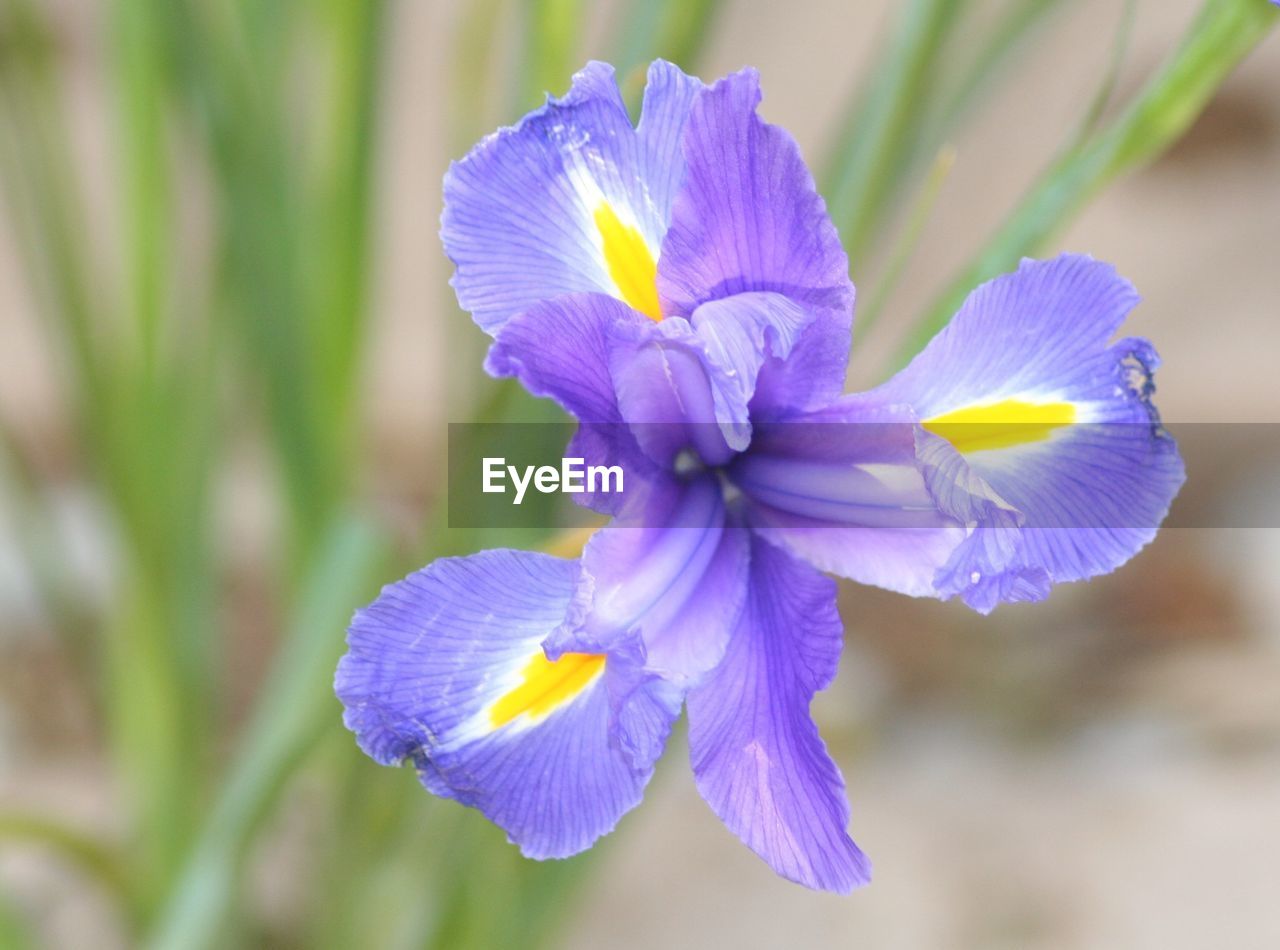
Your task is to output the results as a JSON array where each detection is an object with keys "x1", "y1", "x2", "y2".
[{"x1": 336, "y1": 62, "x2": 1184, "y2": 892}]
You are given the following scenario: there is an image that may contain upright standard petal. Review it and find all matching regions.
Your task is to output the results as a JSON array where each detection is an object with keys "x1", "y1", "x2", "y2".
[
  {"x1": 443, "y1": 61, "x2": 702, "y2": 334},
  {"x1": 870, "y1": 255, "x2": 1185, "y2": 610},
  {"x1": 688, "y1": 291, "x2": 816, "y2": 447},
  {"x1": 657, "y1": 68, "x2": 855, "y2": 415},
  {"x1": 687, "y1": 534, "x2": 870, "y2": 893},
  {"x1": 336, "y1": 550, "x2": 680, "y2": 858},
  {"x1": 488, "y1": 289, "x2": 817, "y2": 472},
  {"x1": 609, "y1": 291, "x2": 816, "y2": 462}
]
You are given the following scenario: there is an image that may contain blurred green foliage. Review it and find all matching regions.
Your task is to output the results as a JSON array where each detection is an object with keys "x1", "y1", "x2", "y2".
[{"x1": 0, "y1": 0, "x2": 1272, "y2": 946}]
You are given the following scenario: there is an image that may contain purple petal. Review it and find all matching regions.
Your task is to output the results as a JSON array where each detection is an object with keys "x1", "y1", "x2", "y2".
[
  {"x1": 609, "y1": 292, "x2": 815, "y2": 463},
  {"x1": 551, "y1": 473, "x2": 749, "y2": 689},
  {"x1": 487, "y1": 295, "x2": 735, "y2": 469},
  {"x1": 335, "y1": 550, "x2": 680, "y2": 859},
  {"x1": 688, "y1": 291, "x2": 816, "y2": 447},
  {"x1": 608, "y1": 317, "x2": 739, "y2": 466},
  {"x1": 687, "y1": 534, "x2": 870, "y2": 893},
  {"x1": 870, "y1": 255, "x2": 1185, "y2": 610},
  {"x1": 485, "y1": 292, "x2": 637, "y2": 424},
  {"x1": 874, "y1": 254, "x2": 1143, "y2": 417},
  {"x1": 731, "y1": 395, "x2": 966, "y2": 597},
  {"x1": 443, "y1": 61, "x2": 702, "y2": 334},
  {"x1": 913, "y1": 430, "x2": 1052, "y2": 612},
  {"x1": 636, "y1": 60, "x2": 705, "y2": 226},
  {"x1": 485, "y1": 292, "x2": 669, "y2": 510},
  {"x1": 657, "y1": 68, "x2": 854, "y2": 415},
  {"x1": 488, "y1": 290, "x2": 817, "y2": 473}
]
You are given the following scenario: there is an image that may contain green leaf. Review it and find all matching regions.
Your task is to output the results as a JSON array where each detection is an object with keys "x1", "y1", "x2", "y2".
[
  {"x1": 821, "y1": 0, "x2": 967, "y2": 266},
  {"x1": 145, "y1": 516, "x2": 386, "y2": 950},
  {"x1": 896, "y1": 0, "x2": 1277, "y2": 366}
]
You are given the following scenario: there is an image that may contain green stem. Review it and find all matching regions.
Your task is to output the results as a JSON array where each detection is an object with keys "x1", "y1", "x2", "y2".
[
  {"x1": 896, "y1": 0, "x2": 1277, "y2": 366},
  {"x1": 103, "y1": 566, "x2": 197, "y2": 906},
  {"x1": 3, "y1": 0, "x2": 217, "y2": 905},
  {"x1": 0, "y1": 892, "x2": 34, "y2": 950},
  {"x1": 145, "y1": 517, "x2": 385, "y2": 950},
  {"x1": 1068, "y1": 0, "x2": 1136, "y2": 149},
  {"x1": 308, "y1": 0, "x2": 387, "y2": 462},
  {"x1": 918, "y1": 0, "x2": 1066, "y2": 148},
  {"x1": 111, "y1": 0, "x2": 173, "y2": 382},
  {"x1": 857, "y1": 145, "x2": 956, "y2": 342},
  {"x1": 0, "y1": 0, "x2": 106, "y2": 407},
  {"x1": 821, "y1": 0, "x2": 966, "y2": 266}
]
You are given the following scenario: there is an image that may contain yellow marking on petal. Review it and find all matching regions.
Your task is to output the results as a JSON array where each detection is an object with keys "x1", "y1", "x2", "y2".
[
  {"x1": 594, "y1": 203, "x2": 662, "y2": 321},
  {"x1": 489, "y1": 651, "x2": 606, "y2": 728},
  {"x1": 540, "y1": 522, "x2": 602, "y2": 559},
  {"x1": 923, "y1": 399, "x2": 1077, "y2": 454}
]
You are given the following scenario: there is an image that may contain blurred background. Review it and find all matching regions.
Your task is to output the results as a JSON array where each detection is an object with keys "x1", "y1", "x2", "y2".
[{"x1": 1, "y1": 0, "x2": 1278, "y2": 947}]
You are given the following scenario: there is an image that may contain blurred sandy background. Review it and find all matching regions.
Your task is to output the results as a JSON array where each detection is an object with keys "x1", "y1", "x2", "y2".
[{"x1": 2, "y1": 1, "x2": 1279, "y2": 947}]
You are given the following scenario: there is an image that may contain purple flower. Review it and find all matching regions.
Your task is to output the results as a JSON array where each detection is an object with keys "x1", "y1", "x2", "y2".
[{"x1": 336, "y1": 62, "x2": 1184, "y2": 892}]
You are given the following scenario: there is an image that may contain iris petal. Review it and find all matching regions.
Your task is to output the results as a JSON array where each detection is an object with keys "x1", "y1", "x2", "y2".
[
  {"x1": 871, "y1": 255, "x2": 1185, "y2": 610},
  {"x1": 688, "y1": 291, "x2": 816, "y2": 448},
  {"x1": 550, "y1": 474, "x2": 750, "y2": 689},
  {"x1": 687, "y1": 533, "x2": 870, "y2": 893},
  {"x1": 335, "y1": 550, "x2": 680, "y2": 858},
  {"x1": 442, "y1": 61, "x2": 702, "y2": 334},
  {"x1": 732, "y1": 395, "x2": 966, "y2": 597},
  {"x1": 657, "y1": 67, "x2": 855, "y2": 416},
  {"x1": 609, "y1": 292, "x2": 816, "y2": 463},
  {"x1": 484, "y1": 292, "x2": 666, "y2": 512},
  {"x1": 487, "y1": 289, "x2": 821, "y2": 473}
]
